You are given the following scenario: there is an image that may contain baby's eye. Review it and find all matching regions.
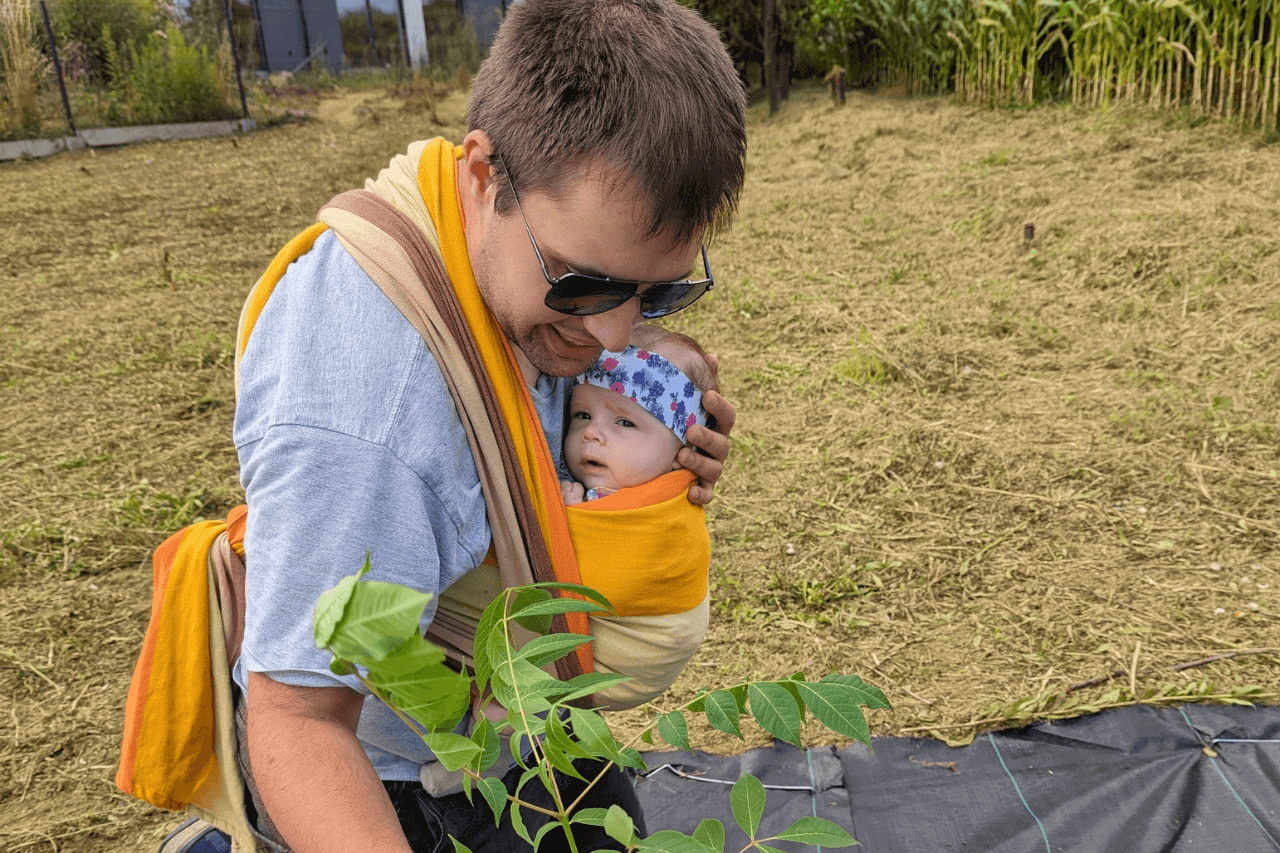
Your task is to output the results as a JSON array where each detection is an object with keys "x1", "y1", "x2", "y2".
[
  {"x1": 570, "y1": 411, "x2": 590, "y2": 421},
  {"x1": 618, "y1": 418, "x2": 636, "y2": 428}
]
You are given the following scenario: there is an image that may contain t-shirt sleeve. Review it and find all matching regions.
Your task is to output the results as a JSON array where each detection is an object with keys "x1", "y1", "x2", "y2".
[
  {"x1": 236, "y1": 424, "x2": 470, "y2": 690},
  {"x1": 232, "y1": 231, "x2": 489, "y2": 693}
]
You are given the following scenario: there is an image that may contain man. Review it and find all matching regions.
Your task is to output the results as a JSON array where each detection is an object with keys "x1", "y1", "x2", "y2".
[{"x1": 231, "y1": 1, "x2": 746, "y2": 851}]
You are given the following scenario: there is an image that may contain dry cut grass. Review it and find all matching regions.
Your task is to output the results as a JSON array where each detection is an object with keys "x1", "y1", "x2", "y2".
[{"x1": 0, "y1": 80, "x2": 1277, "y2": 851}]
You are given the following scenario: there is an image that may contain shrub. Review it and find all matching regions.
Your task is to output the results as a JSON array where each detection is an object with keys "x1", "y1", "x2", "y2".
[
  {"x1": 50, "y1": 0, "x2": 161, "y2": 83},
  {"x1": 125, "y1": 23, "x2": 235, "y2": 124}
]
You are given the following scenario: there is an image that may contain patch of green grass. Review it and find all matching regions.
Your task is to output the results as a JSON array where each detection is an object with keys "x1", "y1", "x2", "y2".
[
  {"x1": 176, "y1": 329, "x2": 234, "y2": 369},
  {"x1": 117, "y1": 480, "x2": 218, "y2": 531},
  {"x1": 1, "y1": 522, "x2": 85, "y2": 581},
  {"x1": 766, "y1": 560, "x2": 899, "y2": 610},
  {"x1": 980, "y1": 148, "x2": 1013, "y2": 166},
  {"x1": 742, "y1": 360, "x2": 813, "y2": 391},
  {"x1": 953, "y1": 207, "x2": 995, "y2": 238}
]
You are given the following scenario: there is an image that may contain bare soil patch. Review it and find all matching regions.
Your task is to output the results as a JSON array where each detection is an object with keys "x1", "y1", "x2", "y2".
[{"x1": 2, "y1": 82, "x2": 1277, "y2": 851}]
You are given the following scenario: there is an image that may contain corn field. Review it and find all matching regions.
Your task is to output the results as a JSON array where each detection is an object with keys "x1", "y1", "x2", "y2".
[{"x1": 817, "y1": 0, "x2": 1280, "y2": 131}]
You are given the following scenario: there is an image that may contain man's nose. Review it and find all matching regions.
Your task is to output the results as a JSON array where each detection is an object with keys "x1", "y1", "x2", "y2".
[{"x1": 581, "y1": 300, "x2": 640, "y2": 353}]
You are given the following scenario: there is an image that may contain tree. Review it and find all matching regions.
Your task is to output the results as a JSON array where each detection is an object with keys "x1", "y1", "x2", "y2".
[{"x1": 692, "y1": 0, "x2": 802, "y2": 115}]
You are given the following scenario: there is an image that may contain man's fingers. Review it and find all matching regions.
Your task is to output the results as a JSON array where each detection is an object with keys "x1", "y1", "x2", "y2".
[
  {"x1": 686, "y1": 424, "x2": 729, "y2": 465},
  {"x1": 678, "y1": 444, "x2": 721, "y2": 479},
  {"x1": 703, "y1": 389, "x2": 736, "y2": 438},
  {"x1": 686, "y1": 482, "x2": 714, "y2": 507}
]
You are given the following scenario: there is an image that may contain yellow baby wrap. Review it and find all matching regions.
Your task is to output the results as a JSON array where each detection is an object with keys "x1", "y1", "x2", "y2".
[{"x1": 569, "y1": 469, "x2": 711, "y2": 710}]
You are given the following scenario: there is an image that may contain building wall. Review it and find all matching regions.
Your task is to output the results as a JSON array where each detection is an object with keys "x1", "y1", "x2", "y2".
[{"x1": 253, "y1": 0, "x2": 346, "y2": 73}]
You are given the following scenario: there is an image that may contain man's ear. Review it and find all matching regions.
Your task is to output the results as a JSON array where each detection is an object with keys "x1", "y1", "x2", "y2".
[{"x1": 458, "y1": 129, "x2": 497, "y2": 206}]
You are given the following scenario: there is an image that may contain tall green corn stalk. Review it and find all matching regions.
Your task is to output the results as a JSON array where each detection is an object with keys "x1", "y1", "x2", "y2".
[{"x1": 832, "y1": 0, "x2": 1279, "y2": 131}]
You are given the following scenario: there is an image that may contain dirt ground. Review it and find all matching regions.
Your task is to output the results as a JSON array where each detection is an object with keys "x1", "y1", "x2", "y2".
[{"x1": 1, "y1": 81, "x2": 1277, "y2": 851}]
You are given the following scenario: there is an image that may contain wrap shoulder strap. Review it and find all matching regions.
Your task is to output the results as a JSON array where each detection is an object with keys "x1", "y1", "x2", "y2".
[{"x1": 317, "y1": 189, "x2": 586, "y2": 683}]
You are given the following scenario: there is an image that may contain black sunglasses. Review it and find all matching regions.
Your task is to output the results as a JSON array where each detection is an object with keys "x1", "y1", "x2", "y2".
[{"x1": 497, "y1": 157, "x2": 714, "y2": 318}]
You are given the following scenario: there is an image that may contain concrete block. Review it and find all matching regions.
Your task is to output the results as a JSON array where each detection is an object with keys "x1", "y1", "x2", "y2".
[
  {"x1": 0, "y1": 137, "x2": 65, "y2": 161},
  {"x1": 80, "y1": 120, "x2": 240, "y2": 148}
]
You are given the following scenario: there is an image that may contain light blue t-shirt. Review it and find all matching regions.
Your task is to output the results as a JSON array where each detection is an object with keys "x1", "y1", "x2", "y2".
[{"x1": 232, "y1": 230, "x2": 571, "y2": 780}]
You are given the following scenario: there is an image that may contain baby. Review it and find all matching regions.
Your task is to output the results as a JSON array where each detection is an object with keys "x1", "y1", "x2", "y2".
[
  {"x1": 558, "y1": 324, "x2": 718, "y2": 710},
  {"x1": 561, "y1": 324, "x2": 717, "y2": 505}
]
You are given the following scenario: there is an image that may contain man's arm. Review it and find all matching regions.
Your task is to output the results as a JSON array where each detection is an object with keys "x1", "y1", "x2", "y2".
[{"x1": 247, "y1": 672, "x2": 413, "y2": 853}]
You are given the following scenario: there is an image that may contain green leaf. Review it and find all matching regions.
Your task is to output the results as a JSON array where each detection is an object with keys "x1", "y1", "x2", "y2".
[
  {"x1": 370, "y1": 656, "x2": 470, "y2": 733},
  {"x1": 449, "y1": 838, "x2": 473, "y2": 853},
  {"x1": 508, "y1": 596, "x2": 610, "y2": 621},
  {"x1": 730, "y1": 774, "x2": 766, "y2": 840},
  {"x1": 470, "y1": 717, "x2": 502, "y2": 773},
  {"x1": 509, "y1": 766, "x2": 550, "y2": 847},
  {"x1": 422, "y1": 732, "x2": 482, "y2": 772},
  {"x1": 472, "y1": 590, "x2": 512, "y2": 694},
  {"x1": 313, "y1": 569, "x2": 360, "y2": 649},
  {"x1": 360, "y1": 632, "x2": 447, "y2": 677},
  {"x1": 572, "y1": 807, "x2": 609, "y2": 826},
  {"x1": 546, "y1": 712, "x2": 596, "y2": 761},
  {"x1": 703, "y1": 689, "x2": 743, "y2": 738},
  {"x1": 323, "y1": 577, "x2": 434, "y2": 665},
  {"x1": 542, "y1": 736, "x2": 588, "y2": 781},
  {"x1": 328, "y1": 657, "x2": 354, "y2": 676},
  {"x1": 819, "y1": 674, "x2": 891, "y2": 710},
  {"x1": 524, "y1": 580, "x2": 614, "y2": 610},
  {"x1": 795, "y1": 682, "x2": 871, "y2": 746},
  {"x1": 568, "y1": 707, "x2": 626, "y2": 764},
  {"x1": 637, "y1": 829, "x2": 719, "y2": 853},
  {"x1": 616, "y1": 746, "x2": 647, "y2": 772},
  {"x1": 747, "y1": 683, "x2": 803, "y2": 746},
  {"x1": 603, "y1": 803, "x2": 637, "y2": 846},
  {"x1": 772, "y1": 816, "x2": 858, "y2": 847},
  {"x1": 555, "y1": 671, "x2": 634, "y2": 705},
  {"x1": 692, "y1": 818, "x2": 724, "y2": 850},
  {"x1": 532, "y1": 820, "x2": 563, "y2": 853},
  {"x1": 779, "y1": 679, "x2": 807, "y2": 722},
  {"x1": 491, "y1": 657, "x2": 560, "y2": 718},
  {"x1": 507, "y1": 586, "x2": 554, "y2": 635},
  {"x1": 476, "y1": 768, "x2": 509, "y2": 824},
  {"x1": 656, "y1": 711, "x2": 691, "y2": 753},
  {"x1": 516, "y1": 632, "x2": 593, "y2": 668}
]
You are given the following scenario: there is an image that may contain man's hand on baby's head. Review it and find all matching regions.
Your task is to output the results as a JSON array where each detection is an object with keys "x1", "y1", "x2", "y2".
[
  {"x1": 678, "y1": 385, "x2": 735, "y2": 507},
  {"x1": 560, "y1": 479, "x2": 585, "y2": 506}
]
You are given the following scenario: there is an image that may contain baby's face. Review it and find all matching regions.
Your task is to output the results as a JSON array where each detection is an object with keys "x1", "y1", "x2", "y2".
[{"x1": 564, "y1": 383, "x2": 684, "y2": 493}]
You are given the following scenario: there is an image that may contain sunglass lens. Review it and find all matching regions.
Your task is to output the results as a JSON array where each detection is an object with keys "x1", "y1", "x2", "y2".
[
  {"x1": 639, "y1": 282, "x2": 711, "y2": 318},
  {"x1": 544, "y1": 274, "x2": 631, "y2": 316}
]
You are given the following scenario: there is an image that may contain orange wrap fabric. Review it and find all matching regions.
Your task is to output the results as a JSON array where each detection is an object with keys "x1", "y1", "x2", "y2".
[
  {"x1": 116, "y1": 515, "x2": 239, "y2": 811},
  {"x1": 416, "y1": 140, "x2": 592, "y2": 667},
  {"x1": 568, "y1": 470, "x2": 708, "y2": 618}
]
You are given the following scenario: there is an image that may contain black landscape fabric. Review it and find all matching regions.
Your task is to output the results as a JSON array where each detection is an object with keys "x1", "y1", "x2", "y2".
[{"x1": 636, "y1": 703, "x2": 1280, "y2": 852}]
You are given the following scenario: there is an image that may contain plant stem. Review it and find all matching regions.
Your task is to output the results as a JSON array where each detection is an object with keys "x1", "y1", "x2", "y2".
[{"x1": 350, "y1": 662, "x2": 562, "y2": 818}]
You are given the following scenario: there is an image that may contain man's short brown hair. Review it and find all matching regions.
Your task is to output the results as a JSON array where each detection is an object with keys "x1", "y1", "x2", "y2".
[{"x1": 468, "y1": 0, "x2": 746, "y2": 245}]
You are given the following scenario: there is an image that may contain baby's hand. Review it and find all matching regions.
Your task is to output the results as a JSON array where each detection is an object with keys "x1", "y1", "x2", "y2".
[{"x1": 560, "y1": 479, "x2": 585, "y2": 506}]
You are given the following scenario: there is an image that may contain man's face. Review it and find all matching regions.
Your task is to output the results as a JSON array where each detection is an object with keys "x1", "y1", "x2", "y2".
[
  {"x1": 462, "y1": 146, "x2": 702, "y2": 378},
  {"x1": 564, "y1": 383, "x2": 684, "y2": 493}
]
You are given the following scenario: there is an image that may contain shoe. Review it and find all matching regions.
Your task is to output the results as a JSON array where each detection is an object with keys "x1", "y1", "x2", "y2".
[{"x1": 159, "y1": 817, "x2": 232, "y2": 853}]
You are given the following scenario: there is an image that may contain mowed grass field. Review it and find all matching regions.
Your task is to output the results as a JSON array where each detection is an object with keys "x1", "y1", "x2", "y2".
[{"x1": 2, "y1": 80, "x2": 1278, "y2": 851}]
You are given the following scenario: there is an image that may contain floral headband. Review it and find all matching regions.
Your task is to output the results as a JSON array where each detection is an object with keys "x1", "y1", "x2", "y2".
[{"x1": 576, "y1": 345, "x2": 708, "y2": 442}]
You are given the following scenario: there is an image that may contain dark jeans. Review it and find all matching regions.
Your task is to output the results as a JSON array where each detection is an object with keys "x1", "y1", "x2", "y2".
[{"x1": 386, "y1": 759, "x2": 647, "y2": 853}]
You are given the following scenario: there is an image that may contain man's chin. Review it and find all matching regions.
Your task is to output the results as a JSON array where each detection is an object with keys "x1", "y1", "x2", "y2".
[{"x1": 522, "y1": 327, "x2": 602, "y2": 377}]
